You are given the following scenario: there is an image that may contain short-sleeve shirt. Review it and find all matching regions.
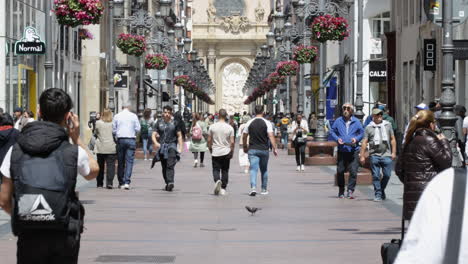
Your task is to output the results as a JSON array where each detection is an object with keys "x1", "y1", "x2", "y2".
[
  {"x1": 154, "y1": 119, "x2": 180, "y2": 144},
  {"x1": 363, "y1": 122, "x2": 394, "y2": 157},
  {"x1": 208, "y1": 121, "x2": 234, "y2": 157},
  {"x1": 243, "y1": 117, "x2": 273, "y2": 151},
  {"x1": 1, "y1": 146, "x2": 90, "y2": 179}
]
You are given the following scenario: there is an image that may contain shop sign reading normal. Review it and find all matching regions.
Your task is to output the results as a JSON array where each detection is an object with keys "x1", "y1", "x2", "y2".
[{"x1": 14, "y1": 27, "x2": 46, "y2": 55}]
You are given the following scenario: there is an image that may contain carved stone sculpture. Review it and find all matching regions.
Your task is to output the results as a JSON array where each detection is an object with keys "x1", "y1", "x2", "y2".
[
  {"x1": 207, "y1": 3, "x2": 217, "y2": 23},
  {"x1": 220, "y1": 15, "x2": 249, "y2": 34},
  {"x1": 222, "y1": 63, "x2": 248, "y2": 114},
  {"x1": 255, "y1": 3, "x2": 265, "y2": 23}
]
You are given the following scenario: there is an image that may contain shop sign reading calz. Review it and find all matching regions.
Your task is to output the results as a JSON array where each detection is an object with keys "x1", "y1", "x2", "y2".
[
  {"x1": 14, "y1": 27, "x2": 46, "y2": 55},
  {"x1": 369, "y1": 61, "x2": 387, "y2": 82}
]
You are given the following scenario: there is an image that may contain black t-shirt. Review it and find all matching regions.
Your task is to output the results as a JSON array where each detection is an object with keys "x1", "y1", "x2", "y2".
[
  {"x1": 244, "y1": 117, "x2": 274, "y2": 151},
  {"x1": 154, "y1": 119, "x2": 180, "y2": 144}
]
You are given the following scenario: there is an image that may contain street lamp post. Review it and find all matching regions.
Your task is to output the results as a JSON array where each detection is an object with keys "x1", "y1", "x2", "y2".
[
  {"x1": 108, "y1": 0, "x2": 118, "y2": 113},
  {"x1": 354, "y1": 0, "x2": 365, "y2": 121},
  {"x1": 440, "y1": 0, "x2": 462, "y2": 167},
  {"x1": 44, "y1": 0, "x2": 54, "y2": 89}
]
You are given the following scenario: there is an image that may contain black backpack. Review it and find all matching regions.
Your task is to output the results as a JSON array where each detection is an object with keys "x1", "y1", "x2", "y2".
[{"x1": 10, "y1": 142, "x2": 84, "y2": 236}]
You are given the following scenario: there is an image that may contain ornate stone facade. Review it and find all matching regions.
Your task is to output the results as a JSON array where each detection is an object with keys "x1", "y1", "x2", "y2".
[{"x1": 192, "y1": 0, "x2": 272, "y2": 113}]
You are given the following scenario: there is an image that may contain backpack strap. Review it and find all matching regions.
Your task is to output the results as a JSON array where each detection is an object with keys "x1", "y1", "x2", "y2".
[{"x1": 443, "y1": 167, "x2": 467, "y2": 264}]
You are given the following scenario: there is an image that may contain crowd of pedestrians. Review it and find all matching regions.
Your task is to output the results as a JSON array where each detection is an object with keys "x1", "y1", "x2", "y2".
[{"x1": 2, "y1": 86, "x2": 468, "y2": 263}]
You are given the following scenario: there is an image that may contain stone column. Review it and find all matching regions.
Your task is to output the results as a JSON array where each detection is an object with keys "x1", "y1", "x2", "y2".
[{"x1": 208, "y1": 46, "x2": 217, "y2": 112}]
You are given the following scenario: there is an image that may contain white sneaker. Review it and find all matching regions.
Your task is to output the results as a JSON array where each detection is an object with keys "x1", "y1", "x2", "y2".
[
  {"x1": 124, "y1": 184, "x2": 130, "y2": 190},
  {"x1": 144, "y1": 158, "x2": 148, "y2": 161},
  {"x1": 301, "y1": 165, "x2": 305, "y2": 171},
  {"x1": 261, "y1": 189, "x2": 269, "y2": 195},
  {"x1": 249, "y1": 188, "x2": 257, "y2": 196},
  {"x1": 194, "y1": 159, "x2": 198, "y2": 168},
  {"x1": 220, "y1": 189, "x2": 227, "y2": 196},
  {"x1": 214, "y1": 180, "x2": 222, "y2": 195},
  {"x1": 119, "y1": 185, "x2": 126, "y2": 190},
  {"x1": 244, "y1": 169, "x2": 249, "y2": 174},
  {"x1": 296, "y1": 166, "x2": 301, "y2": 171}
]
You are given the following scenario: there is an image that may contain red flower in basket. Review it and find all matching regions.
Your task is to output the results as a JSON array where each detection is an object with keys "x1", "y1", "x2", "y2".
[
  {"x1": 117, "y1": 34, "x2": 146, "y2": 57},
  {"x1": 268, "y1": 72, "x2": 286, "y2": 86},
  {"x1": 54, "y1": 0, "x2": 104, "y2": 28},
  {"x1": 174, "y1": 75, "x2": 190, "y2": 87},
  {"x1": 276, "y1": 61, "x2": 299, "y2": 76},
  {"x1": 311, "y1": 15, "x2": 350, "y2": 43},
  {"x1": 145, "y1": 54, "x2": 169, "y2": 70},
  {"x1": 293, "y1": 45, "x2": 318, "y2": 64}
]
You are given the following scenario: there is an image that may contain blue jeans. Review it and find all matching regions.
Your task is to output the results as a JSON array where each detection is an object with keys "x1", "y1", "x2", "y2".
[
  {"x1": 142, "y1": 137, "x2": 153, "y2": 158},
  {"x1": 117, "y1": 138, "x2": 136, "y2": 185},
  {"x1": 248, "y1": 149, "x2": 270, "y2": 190},
  {"x1": 369, "y1": 155, "x2": 393, "y2": 198},
  {"x1": 281, "y1": 132, "x2": 288, "y2": 146}
]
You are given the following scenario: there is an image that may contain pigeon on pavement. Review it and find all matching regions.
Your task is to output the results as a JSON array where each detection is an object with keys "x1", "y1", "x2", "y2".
[{"x1": 245, "y1": 206, "x2": 261, "y2": 216}]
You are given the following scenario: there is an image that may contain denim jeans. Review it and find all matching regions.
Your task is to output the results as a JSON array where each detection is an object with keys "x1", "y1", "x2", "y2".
[
  {"x1": 281, "y1": 132, "x2": 288, "y2": 147},
  {"x1": 336, "y1": 151, "x2": 360, "y2": 194},
  {"x1": 117, "y1": 138, "x2": 136, "y2": 185},
  {"x1": 141, "y1": 137, "x2": 153, "y2": 158},
  {"x1": 369, "y1": 155, "x2": 393, "y2": 198},
  {"x1": 248, "y1": 149, "x2": 270, "y2": 190}
]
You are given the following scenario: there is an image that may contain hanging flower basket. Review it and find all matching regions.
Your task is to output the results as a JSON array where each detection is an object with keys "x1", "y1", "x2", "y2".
[
  {"x1": 268, "y1": 72, "x2": 286, "y2": 86},
  {"x1": 78, "y1": 28, "x2": 94, "y2": 40},
  {"x1": 174, "y1": 75, "x2": 190, "y2": 87},
  {"x1": 145, "y1": 54, "x2": 169, "y2": 70},
  {"x1": 276, "y1": 61, "x2": 299, "y2": 76},
  {"x1": 293, "y1": 45, "x2": 318, "y2": 64},
  {"x1": 117, "y1": 33, "x2": 146, "y2": 57},
  {"x1": 311, "y1": 15, "x2": 350, "y2": 43},
  {"x1": 185, "y1": 80, "x2": 197, "y2": 93},
  {"x1": 54, "y1": 0, "x2": 104, "y2": 28}
]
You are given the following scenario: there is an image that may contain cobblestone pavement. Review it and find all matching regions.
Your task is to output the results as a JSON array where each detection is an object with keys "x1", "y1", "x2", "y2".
[{"x1": 0, "y1": 148, "x2": 403, "y2": 264}]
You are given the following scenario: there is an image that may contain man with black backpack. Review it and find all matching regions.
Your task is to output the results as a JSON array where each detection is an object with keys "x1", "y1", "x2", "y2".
[{"x1": 0, "y1": 88, "x2": 99, "y2": 264}]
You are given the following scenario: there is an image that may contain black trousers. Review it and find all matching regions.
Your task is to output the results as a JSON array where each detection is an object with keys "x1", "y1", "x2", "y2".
[
  {"x1": 294, "y1": 142, "x2": 306, "y2": 166},
  {"x1": 17, "y1": 233, "x2": 80, "y2": 264},
  {"x1": 336, "y1": 151, "x2": 360, "y2": 193},
  {"x1": 193, "y1": 152, "x2": 205, "y2": 163},
  {"x1": 97, "y1": 154, "x2": 117, "y2": 187},
  {"x1": 161, "y1": 148, "x2": 177, "y2": 184},
  {"x1": 212, "y1": 154, "x2": 231, "y2": 189}
]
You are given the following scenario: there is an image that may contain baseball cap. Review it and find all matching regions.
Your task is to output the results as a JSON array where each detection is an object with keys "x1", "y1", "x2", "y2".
[
  {"x1": 415, "y1": 103, "x2": 428, "y2": 110},
  {"x1": 372, "y1": 108, "x2": 383, "y2": 115}
]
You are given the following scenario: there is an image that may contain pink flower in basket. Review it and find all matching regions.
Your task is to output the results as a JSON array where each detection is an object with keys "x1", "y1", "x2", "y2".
[{"x1": 145, "y1": 54, "x2": 169, "y2": 70}]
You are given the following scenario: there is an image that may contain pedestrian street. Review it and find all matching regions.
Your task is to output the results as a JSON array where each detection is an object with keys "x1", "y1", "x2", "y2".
[{"x1": 0, "y1": 149, "x2": 403, "y2": 264}]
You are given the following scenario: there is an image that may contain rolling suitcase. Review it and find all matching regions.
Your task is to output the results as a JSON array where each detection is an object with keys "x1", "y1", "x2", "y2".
[{"x1": 380, "y1": 218, "x2": 404, "y2": 264}]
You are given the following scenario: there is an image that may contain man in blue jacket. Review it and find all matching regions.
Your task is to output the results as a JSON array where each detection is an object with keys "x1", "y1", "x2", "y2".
[{"x1": 330, "y1": 103, "x2": 364, "y2": 199}]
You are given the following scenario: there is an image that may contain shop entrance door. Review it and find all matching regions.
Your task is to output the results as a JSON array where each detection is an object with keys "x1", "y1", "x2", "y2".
[{"x1": 18, "y1": 64, "x2": 37, "y2": 116}]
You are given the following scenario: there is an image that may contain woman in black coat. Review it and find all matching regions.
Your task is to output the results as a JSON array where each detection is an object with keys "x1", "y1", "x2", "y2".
[{"x1": 395, "y1": 110, "x2": 452, "y2": 220}]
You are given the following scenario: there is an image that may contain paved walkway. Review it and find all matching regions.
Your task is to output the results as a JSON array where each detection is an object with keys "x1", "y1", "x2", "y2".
[{"x1": 0, "y1": 148, "x2": 403, "y2": 264}]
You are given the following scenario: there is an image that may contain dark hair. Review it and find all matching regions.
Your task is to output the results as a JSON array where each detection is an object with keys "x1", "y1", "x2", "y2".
[
  {"x1": 0, "y1": 113, "x2": 14, "y2": 126},
  {"x1": 428, "y1": 101, "x2": 437, "y2": 111},
  {"x1": 219, "y1": 109, "x2": 228, "y2": 119},
  {"x1": 143, "y1": 108, "x2": 152, "y2": 119},
  {"x1": 26, "y1": 110, "x2": 34, "y2": 119},
  {"x1": 174, "y1": 111, "x2": 186, "y2": 139},
  {"x1": 163, "y1": 105, "x2": 173, "y2": 113},
  {"x1": 254, "y1": 105, "x2": 264, "y2": 115},
  {"x1": 39, "y1": 88, "x2": 73, "y2": 123}
]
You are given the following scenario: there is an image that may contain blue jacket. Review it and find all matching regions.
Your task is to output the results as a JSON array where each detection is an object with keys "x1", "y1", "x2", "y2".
[{"x1": 330, "y1": 116, "x2": 364, "y2": 152}]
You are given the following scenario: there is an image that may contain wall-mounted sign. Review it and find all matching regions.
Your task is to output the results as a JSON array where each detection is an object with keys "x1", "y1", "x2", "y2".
[
  {"x1": 14, "y1": 27, "x2": 46, "y2": 55},
  {"x1": 370, "y1": 38, "x2": 382, "y2": 55},
  {"x1": 424, "y1": 0, "x2": 468, "y2": 25},
  {"x1": 114, "y1": 71, "x2": 128, "y2": 88},
  {"x1": 424, "y1": 39, "x2": 437, "y2": 71},
  {"x1": 369, "y1": 61, "x2": 387, "y2": 82}
]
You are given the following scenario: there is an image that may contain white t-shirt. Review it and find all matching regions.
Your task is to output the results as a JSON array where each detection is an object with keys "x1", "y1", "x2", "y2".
[
  {"x1": 395, "y1": 168, "x2": 468, "y2": 264},
  {"x1": 1, "y1": 146, "x2": 90, "y2": 179},
  {"x1": 208, "y1": 121, "x2": 234, "y2": 157}
]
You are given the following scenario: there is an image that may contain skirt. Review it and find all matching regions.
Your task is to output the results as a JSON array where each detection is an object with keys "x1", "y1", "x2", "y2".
[{"x1": 238, "y1": 148, "x2": 250, "y2": 167}]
